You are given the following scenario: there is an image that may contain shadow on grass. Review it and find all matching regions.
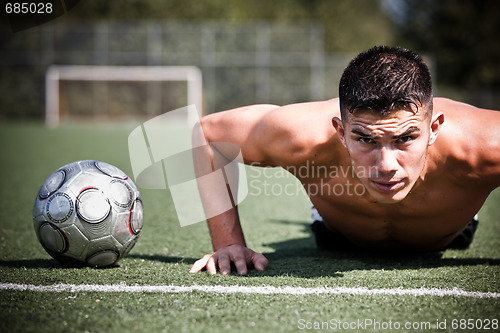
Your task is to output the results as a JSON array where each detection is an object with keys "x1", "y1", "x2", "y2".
[
  {"x1": 254, "y1": 220, "x2": 500, "y2": 278},
  {"x1": 2, "y1": 220, "x2": 497, "y2": 278},
  {"x1": 0, "y1": 255, "x2": 196, "y2": 270},
  {"x1": 127, "y1": 253, "x2": 197, "y2": 264},
  {"x1": 0, "y1": 258, "x2": 124, "y2": 270},
  {"x1": 0, "y1": 258, "x2": 66, "y2": 269}
]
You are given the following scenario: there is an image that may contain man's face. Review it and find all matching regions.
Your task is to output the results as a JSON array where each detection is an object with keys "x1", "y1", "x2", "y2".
[{"x1": 333, "y1": 106, "x2": 442, "y2": 204}]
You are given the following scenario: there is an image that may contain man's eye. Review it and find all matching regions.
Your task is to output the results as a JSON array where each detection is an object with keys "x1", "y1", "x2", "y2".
[
  {"x1": 358, "y1": 137, "x2": 375, "y2": 144},
  {"x1": 397, "y1": 136, "x2": 414, "y2": 144}
]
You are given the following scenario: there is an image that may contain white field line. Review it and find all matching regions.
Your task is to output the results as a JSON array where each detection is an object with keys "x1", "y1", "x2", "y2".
[{"x1": 1, "y1": 283, "x2": 499, "y2": 298}]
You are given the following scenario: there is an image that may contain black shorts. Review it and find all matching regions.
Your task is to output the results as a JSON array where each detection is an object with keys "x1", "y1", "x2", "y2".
[{"x1": 310, "y1": 207, "x2": 479, "y2": 251}]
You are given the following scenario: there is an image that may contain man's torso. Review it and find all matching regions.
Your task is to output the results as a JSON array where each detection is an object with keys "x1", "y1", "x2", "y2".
[
  {"x1": 277, "y1": 98, "x2": 499, "y2": 251},
  {"x1": 301, "y1": 159, "x2": 489, "y2": 251}
]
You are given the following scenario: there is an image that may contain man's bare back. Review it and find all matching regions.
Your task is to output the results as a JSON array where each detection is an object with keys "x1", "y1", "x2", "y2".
[{"x1": 189, "y1": 47, "x2": 500, "y2": 275}]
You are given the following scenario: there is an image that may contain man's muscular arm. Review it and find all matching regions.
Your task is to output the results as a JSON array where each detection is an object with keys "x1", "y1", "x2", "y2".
[
  {"x1": 189, "y1": 104, "x2": 279, "y2": 275},
  {"x1": 188, "y1": 99, "x2": 340, "y2": 274}
]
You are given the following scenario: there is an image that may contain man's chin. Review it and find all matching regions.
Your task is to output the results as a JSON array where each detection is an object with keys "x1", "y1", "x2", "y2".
[
  {"x1": 372, "y1": 195, "x2": 404, "y2": 204},
  {"x1": 366, "y1": 186, "x2": 410, "y2": 204}
]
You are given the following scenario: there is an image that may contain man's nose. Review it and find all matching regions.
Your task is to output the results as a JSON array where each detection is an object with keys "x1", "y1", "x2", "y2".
[{"x1": 376, "y1": 146, "x2": 399, "y2": 175}]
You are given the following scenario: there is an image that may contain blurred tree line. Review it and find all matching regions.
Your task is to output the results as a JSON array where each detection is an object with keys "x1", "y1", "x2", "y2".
[
  {"x1": 389, "y1": 0, "x2": 500, "y2": 93},
  {"x1": 71, "y1": 0, "x2": 500, "y2": 91},
  {"x1": 70, "y1": 0, "x2": 395, "y2": 53},
  {"x1": 1, "y1": 0, "x2": 498, "y2": 120}
]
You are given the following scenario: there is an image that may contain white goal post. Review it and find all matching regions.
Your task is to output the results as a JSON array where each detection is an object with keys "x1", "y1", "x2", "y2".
[{"x1": 45, "y1": 66, "x2": 203, "y2": 127}]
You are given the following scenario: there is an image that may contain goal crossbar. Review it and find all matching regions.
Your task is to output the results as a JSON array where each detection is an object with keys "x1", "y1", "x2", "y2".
[{"x1": 45, "y1": 65, "x2": 203, "y2": 127}]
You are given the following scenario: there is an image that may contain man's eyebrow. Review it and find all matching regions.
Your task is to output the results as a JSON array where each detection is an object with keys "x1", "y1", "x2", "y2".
[
  {"x1": 351, "y1": 129, "x2": 373, "y2": 137},
  {"x1": 393, "y1": 126, "x2": 420, "y2": 139},
  {"x1": 351, "y1": 127, "x2": 420, "y2": 139}
]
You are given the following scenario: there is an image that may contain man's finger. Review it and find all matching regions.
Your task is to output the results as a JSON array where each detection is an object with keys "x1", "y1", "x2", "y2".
[
  {"x1": 252, "y1": 254, "x2": 269, "y2": 271},
  {"x1": 206, "y1": 256, "x2": 217, "y2": 275},
  {"x1": 232, "y1": 255, "x2": 248, "y2": 275},
  {"x1": 189, "y1": 255, "x2": 210, "y2": 273},
  {"x1": 217, "y1": 255, "x2": 232, "y2": 275}
]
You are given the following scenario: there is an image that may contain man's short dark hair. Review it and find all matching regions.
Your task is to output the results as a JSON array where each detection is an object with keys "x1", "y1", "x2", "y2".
[{"x1": 339, "y1": 46, "x2": 433, "y2": 121}]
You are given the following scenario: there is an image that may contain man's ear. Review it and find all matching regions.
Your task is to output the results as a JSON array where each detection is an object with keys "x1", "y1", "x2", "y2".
[
  {"x1": 428, "y1": 112, "x2": 444, "y2": 146},
  {"x1": 332, "y1": 117, "x2": 347, "y2": 148}
]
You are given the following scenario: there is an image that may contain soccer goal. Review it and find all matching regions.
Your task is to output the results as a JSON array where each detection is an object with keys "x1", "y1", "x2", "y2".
[{"x1": 45, "y1": 66, "x2": 203, "y2": 127}]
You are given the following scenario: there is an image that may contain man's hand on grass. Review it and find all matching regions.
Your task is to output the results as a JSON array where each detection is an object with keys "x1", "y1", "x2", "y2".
[{"x1": 189, "y1": 244, "x2": 268, "y2": 275}]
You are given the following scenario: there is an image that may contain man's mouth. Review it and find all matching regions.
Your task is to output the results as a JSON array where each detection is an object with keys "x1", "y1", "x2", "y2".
[{"x1": 371, "y1": 180, "x2": 404, "y2": 193}]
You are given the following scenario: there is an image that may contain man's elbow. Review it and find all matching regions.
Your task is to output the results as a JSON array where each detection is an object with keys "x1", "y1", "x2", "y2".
[{"x1": 192, "y1": 116, "x2": 212, "y2": 147}]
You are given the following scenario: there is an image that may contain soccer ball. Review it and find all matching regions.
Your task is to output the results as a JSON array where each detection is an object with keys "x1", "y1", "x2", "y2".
[{"x1": 32, "y1": 160, "x2": 143, "y2": 268}]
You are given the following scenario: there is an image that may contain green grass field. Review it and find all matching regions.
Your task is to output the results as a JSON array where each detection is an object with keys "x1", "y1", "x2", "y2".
[{"x1": 0, "y1": 122, "x2": 499, "y2": 333}]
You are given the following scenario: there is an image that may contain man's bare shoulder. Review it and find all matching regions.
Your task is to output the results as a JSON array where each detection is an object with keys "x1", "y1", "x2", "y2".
[
  {"x1": 262, "y1": 98, "x2": 340, "y2": 127},
  {"x1": 200, "y1": 99, "x2": 341, "y2": 167},
  {"x1": 433, "y1": 97, "x2": 500, "y2": 187},
  {"x1": 256, "y1": 98, "x2": 342, "y2": 166},
  {"x1": 435, "y1": 97, "x2": 499, "y2": 120}
]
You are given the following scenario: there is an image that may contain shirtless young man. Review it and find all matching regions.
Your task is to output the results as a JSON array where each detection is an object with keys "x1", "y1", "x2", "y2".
[{"x1": 189, "y1": 46, "x2": 500, "y2": 275}]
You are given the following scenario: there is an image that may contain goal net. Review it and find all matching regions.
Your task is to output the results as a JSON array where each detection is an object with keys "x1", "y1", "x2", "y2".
[{"x1": 45, "y1": 66, "x2": 203, "y2": 127}]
